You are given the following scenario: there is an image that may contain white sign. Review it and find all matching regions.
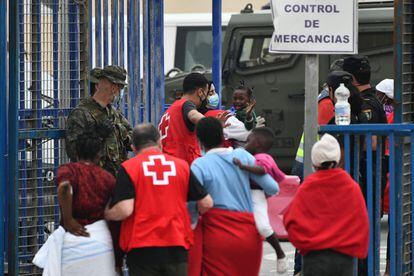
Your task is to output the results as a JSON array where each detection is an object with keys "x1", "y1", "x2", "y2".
[{"x1": 269, "y1": 0, "x2": 358, "y2": 54}]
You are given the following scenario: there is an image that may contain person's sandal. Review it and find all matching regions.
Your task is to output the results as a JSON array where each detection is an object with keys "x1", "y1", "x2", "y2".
[{"x1": 277, "y1": 257, "x2": 287, "y2": 274}]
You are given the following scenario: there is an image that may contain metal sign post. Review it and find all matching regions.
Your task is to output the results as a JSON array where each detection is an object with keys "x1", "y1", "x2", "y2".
[{"x1": 304, "y1": 55, "x2": 319, "y2": 177}]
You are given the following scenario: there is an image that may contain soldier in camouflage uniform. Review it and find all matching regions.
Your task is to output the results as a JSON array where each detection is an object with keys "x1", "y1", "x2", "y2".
[{"x1": 65, "y1": 65, "x2": 132, "y2": 176}]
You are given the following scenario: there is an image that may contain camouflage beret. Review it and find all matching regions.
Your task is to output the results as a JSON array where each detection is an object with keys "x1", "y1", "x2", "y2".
[
  {"x1": 90, "y1": 67, "x2": 103, "y2": 84},
  {"x1": 101, "y1": 65, "x2": 128, "y2": 86}
]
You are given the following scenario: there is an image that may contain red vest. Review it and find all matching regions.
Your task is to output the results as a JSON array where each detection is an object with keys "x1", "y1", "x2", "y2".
[
  {"x1": 119, "y1": 148, "x2": 193, "y2": 252},
  {"x1": 158, "y1": 98, "x2": 201, "y2": 165}
]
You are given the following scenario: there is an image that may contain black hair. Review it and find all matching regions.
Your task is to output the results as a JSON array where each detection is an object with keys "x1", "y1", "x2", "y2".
[
  {"x1": 196, "y1": 117, "x2": 223, "y2": 150},
  {"x1": 318, "y1": 161, "x2": 337, "y2": 170},
  {"x1": 75, "y1": 129, "x2": 103, "y2": 161},
  {"x1": 353, "y1": 71, "x2": 371, "y2": 85},
  {"x1": 250, "y1": 127, "x2": 275, "y2": 152},
  {"x1": 132, "y1": 123, "x2": 160, "y2": 151},
  {"x1": 235, "y1": 80, "x2": 254, "y2": 99},
  {"x1": 183, "y1": 72, "x2": 209, "y2": 94}
]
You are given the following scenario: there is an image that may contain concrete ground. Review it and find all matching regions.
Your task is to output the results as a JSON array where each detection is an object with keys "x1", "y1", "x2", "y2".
[{"x1": 260, "y1": 216, "x2": 389, "y2": 275}]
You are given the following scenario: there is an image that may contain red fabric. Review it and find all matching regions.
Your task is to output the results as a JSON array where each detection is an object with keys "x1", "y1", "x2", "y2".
[
  {"x1": 56, "y1": 162, "x2": 115, "y2": 226},
  {"x1": 318, "y1": 98, "x2": 335, "y2": 125},
  {"x1": 120, "y1": 148, "x2": 193, "y2": 252},
  {"x1": 383, "y1": 112, "x2": 393, "y2": 212},
  {"x1": 159, "y1": 98, "x2": 201, "y2": 165},
  {"x1": 188, "y1": 208, "x2": 262, "y2": 276},
  {"x1": 204, "y1": 109, "x2": 233, "y2": 148},
  {"x1": 383, "y1": 175, "x2": 390, "y2": 213},
  {"x1": 188, "y1": 221, "x2": 203, "y2": 276},
  {"x1": 284, "y1": 169, "x2": 369, "y2": 258}
]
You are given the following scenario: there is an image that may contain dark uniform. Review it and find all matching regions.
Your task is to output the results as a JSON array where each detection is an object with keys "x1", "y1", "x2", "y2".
[
  {"x1": 343, "y1": 55, "x2": 387, "y2": 276},
  {"x1": 65, "y1": 66, "x2": 132, "y2": 176}
]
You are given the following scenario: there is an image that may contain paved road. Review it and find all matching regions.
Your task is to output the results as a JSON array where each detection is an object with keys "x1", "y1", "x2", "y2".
[{"x1": 260, "y1": 216, "x2": 389, "y2": 275}]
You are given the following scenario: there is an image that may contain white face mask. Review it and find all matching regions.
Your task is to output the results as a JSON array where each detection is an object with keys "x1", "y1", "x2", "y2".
[{"x1": 207, "y1": 94, "x2": 220, "y2": 109}]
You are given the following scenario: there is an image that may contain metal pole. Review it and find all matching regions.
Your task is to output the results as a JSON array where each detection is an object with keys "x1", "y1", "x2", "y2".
[
  {"x1": 103, "y1": 0, "x2": 109, "y2": 65},
  {"x1": 212, "y1": 0, "x2": 222, "y2": 107},
  {"x1": 0, "y1": 0, "x2": 7, "y2": 273},
  {"x1": 128, "y1": 0, "x2": 140, "y2": 125},
  {"x1": 303, "y1": 54, "x2": 319, "y2": 177},
  {"x1": 96, "y1": 0, "x2": 102, "y2": 67},
  {"x1": 8, "y1": 0, "x2": 19, "y2": 273},
  {"x1": 143, "y1": 0, "x2": 164, "y2": 124},
  {"x1": 112, "y1": 0, "x2": 119, "y2": 64}
]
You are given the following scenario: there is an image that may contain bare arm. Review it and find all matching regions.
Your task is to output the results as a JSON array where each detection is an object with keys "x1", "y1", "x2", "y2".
[
  {"x1": 187, "y1": 109, "x2": 205, "y2": 124},
  {"x1": 197, "y1": 194, "x2": 213, "y2": 214},
  {"x1": 57, "y1": 181, "x2": 89, "y2": 237},
  {"x1": 105, "y1": 199, "x2": 135, "y2": 221},
  {"x1": 233, "y1": 158, "x2": 266, "y2": 175}
]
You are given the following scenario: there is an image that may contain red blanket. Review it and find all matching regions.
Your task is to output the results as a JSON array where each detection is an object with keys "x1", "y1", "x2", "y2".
[
  {"x1": 189, "y1": 208, "x2": 263, "y2": 276},
  {"x1": 284, "y1": 168, "x2": 369, "y2": 258}
]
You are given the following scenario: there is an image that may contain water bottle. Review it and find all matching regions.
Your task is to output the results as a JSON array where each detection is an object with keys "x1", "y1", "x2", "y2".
[{"x1": 335, "y1": 83, "x2": 351, "y2": 125}]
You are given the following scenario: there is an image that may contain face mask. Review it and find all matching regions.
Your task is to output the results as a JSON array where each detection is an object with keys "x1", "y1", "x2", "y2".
[
  {"x1": 207, "y1": 94, "x2": 219, "y2": 109},
  {"x1": 197, "y1": 89, "x2": 209, "y2": 114}
]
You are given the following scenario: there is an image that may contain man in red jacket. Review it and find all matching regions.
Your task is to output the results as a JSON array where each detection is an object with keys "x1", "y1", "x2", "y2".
[
  {"x1": 158, "y1": 73, "x2": 210, "y2": 165},
  {"x1": 284, "y1": 134, "x2": 369, "y2": 276},
  {"x1": 105, "y1": 123, "x2": 213, "y2": 276}
]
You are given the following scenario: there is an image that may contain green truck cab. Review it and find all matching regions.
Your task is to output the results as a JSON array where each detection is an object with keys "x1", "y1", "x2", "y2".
[{"x1": 164, "y1": 2, "x2": 393, "y2": 172}]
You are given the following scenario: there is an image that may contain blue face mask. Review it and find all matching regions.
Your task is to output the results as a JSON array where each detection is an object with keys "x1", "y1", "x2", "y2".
[{"x1": 207, "y1": 94, "x2": 220, "y2": 109}]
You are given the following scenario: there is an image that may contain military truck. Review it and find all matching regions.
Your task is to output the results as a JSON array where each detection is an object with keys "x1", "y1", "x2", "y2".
[{"x1": 164, "y1": 1, "x2": 394, "y2": 172}]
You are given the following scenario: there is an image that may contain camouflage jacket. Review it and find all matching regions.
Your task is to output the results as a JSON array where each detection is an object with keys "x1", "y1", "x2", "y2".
[{"x1": 65, "y1": 97, "x2": 132, "y2": 176}]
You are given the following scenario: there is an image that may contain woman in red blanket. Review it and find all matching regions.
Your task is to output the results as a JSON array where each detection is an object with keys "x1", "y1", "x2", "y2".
[
  {"x1": 284, "y1": 134, "x2": 369, "y2": 276},
  {"x1": 188, "y1": 117, "x2": 279, "y2": 276}
]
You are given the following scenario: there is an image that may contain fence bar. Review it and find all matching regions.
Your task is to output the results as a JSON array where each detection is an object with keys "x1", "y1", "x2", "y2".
[
  {"x1": 112, "y1": 0, "x2": 119, "y2": 64},
  {"x1": 8, "y1": 0, "x2": 20, "y2": 273},
  {"x1": 344, "y1": 133, "x2": 350, "y2": 173},
  {"x1": 374, "y1": 137, "x2": 383, "y2": 275},
  {"x1": 89, "y1": 0, "x2": 93, "y2": 67},
  {"x1": 0, "y1": 0, "x2": 6, "y2": 273},
  {"x1": 53, "y1": 0, "x2": 60, "y2": 227},
  {"x1": 119, "y1": 0, "x2": 125, "y2": 67},
  {"x1": 411, "y1": 132, "x2": 414, "y2": 276},
  {"x1": 69, "y1": 2, "x2": 79, "y2": 108},
  {"x1": 103, "y1": 0, "x2": 109, "y2": 65},
  {"x1": 365, "y1": 134, "x2": 374, "y2": 276},
  {"x1": 96, "y1": 0, "x2": 102, "y2": 67},
  {"x1": 127, "y1": 0, "x2": 140, "y2": 126},
  {"x1": 212, "y1": 0, "x2": 222, "y2": 106},
  {"x1": 389, "y1": 133, "x2": 396, "y2": 276},
  {"x1": 143, "y1": 0, "x2": 164, "y2": 124},
  {"x1": 353, "y1": 135, "x2": 360, "y2": 183}
]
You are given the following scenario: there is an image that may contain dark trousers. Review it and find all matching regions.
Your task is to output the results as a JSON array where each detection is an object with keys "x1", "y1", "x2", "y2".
[
  {"x1": 291, "y1": 160, "x2": 304, "y2": 274},
  {"x1": 302, "y1": 250, "x2": 354, "y2": 276},
  {"x1": 126, "y1": 260, "x2": 187, "y2": 276}
]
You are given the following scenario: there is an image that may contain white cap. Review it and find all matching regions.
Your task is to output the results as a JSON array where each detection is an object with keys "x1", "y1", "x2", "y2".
[
  {"x1": 376, "y1": 79, "x2": 394, "y2": 99},
  {"x1": 311, "y1": 134, "x2": 341, "y2": 167}
]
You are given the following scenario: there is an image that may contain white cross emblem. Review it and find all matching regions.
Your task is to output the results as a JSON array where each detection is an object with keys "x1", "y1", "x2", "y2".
[
  {"x1": 158, "y1": 113, "x2": 170, "y2": 141},
  {"x1": 142, "y1": 155, "x2": 176, "y2": 185}
]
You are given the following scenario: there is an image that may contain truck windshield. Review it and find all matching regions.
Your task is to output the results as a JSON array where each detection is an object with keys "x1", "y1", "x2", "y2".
[{"x1": 175, "y1": 26, "x2": 226, "y2": 71}]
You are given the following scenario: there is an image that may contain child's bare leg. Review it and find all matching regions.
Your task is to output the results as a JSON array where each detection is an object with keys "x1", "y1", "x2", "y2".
[{"x1": 266, "y1": 233, "x2": 285, "y2": 259}]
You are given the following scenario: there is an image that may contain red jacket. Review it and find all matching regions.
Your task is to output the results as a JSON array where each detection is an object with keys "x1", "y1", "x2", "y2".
[
  {"x1": 159, "y1": 98, "x2": 201, "y2": 165},
  {"x1": 119, "y1": 148, "x2": 193, "y2": 252},
  {"x1": 284, "y1": 168, "x2": 369, "y2": 258}
]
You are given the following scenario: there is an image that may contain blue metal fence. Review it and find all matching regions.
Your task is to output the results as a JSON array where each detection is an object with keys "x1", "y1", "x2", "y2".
[{"x1": 320, "y1": 124, "x2": 411, "y2": 276}]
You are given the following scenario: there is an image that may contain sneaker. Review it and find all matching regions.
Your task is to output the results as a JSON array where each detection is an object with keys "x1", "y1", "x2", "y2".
[{"x1": 277, "y1": 257, "x2": 287, "y2": 274}]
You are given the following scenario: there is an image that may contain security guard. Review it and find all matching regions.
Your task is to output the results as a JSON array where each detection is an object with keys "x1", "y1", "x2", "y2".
[
  {"x1": 65, "y1": 65, "x2": 132, "y2": 176},
  {"x1": 343, "y1": 55, "x2": 387, "y2": 125},
  {"x1": 343, "y1": 55, "x2": 387, "y2": 276}
]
